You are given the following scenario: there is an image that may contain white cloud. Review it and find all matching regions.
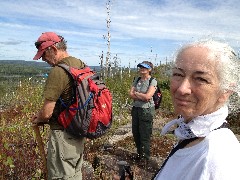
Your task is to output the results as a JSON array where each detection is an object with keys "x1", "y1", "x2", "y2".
[{"x1": 0, "y1": 0, "x2": 239, "y2": 66}]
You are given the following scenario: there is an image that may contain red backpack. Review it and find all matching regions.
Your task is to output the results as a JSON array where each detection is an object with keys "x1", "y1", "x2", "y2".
[{"x1": 57, "y1": 64, "x2": 113, "y2": 139}]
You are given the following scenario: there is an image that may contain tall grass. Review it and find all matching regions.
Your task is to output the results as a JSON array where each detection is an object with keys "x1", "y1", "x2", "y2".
[{"x1": 0, "y1": 78, "x2": 47, "y2": 179}]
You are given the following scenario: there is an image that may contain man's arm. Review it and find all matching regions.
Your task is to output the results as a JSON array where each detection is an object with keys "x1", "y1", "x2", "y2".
[{"x1": 32, "y1": 99, "x2": 56, "y2": 125}]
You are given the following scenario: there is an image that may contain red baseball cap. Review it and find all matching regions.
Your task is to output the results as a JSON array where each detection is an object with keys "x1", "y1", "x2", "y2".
[{"x1": 33, "y1": 32, "x2": 61, "y2": 60}]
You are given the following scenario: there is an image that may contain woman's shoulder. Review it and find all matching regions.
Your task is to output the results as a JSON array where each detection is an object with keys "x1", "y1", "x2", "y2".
[
  {"x1": 207, "y1": 128, "x2": 239, "y2": 146},
  {"x1": 207, "y1": 129, "x2": 240, "y2": 158},
  {"x1": 149, "y1": 77, "x2": 158, "y2": 86},
  {"x1": 205, "y1": 129, "x2": 240, "y2": 178},
  {"x1": 132, "y1": 77, "x2": 140, "y2": 84}
]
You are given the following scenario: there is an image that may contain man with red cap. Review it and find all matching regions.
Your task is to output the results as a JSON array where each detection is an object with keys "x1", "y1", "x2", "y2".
[{"x1": 31, "y1": 32, "x2": 86, "y2": 179}]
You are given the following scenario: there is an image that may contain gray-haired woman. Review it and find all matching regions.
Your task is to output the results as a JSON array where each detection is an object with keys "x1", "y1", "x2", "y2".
[{"x1": 153, "y1": 40, "x2": 240, "y2": 180}]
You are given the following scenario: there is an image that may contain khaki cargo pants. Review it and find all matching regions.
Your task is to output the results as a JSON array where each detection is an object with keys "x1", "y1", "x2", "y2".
[{"x1": 47, "y1": 130, "x2": 85, "y2": 180}]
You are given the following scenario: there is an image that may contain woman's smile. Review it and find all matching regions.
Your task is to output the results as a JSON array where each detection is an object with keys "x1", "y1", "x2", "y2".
[{"x1": 175, "y1": 97, "x2": 192, "y2": 106}]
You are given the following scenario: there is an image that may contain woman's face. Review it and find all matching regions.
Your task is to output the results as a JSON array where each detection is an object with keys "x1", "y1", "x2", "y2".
[
  {"x1": 138, "y1": 66, "x2": 151, "y2": 75},
  {"x1": 170, "y1": 46, "x2": 228, "y2": 122}
]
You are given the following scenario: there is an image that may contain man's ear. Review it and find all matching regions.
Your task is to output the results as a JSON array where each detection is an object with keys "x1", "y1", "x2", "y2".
[
  {"x1": 218, "y1": 90, "x2": 233, "y2": 103},
  {"x1": 51, "y1": 45, "x2": 58, "y2": 55}
]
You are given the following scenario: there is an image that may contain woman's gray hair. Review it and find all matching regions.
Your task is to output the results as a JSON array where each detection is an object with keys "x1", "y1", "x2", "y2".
[{"x1": 173, "y1": 40, "x2": 240, "y2": 113}]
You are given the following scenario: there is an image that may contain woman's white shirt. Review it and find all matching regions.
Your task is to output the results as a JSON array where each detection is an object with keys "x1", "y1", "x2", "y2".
[{"x1": 155, "y1": 128, "x2": 240, "y2": 180}]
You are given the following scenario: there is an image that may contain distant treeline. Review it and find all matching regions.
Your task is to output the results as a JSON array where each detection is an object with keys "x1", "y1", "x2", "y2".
[
  {"x1": 0, "y1": 60, "x2": 101, "y2": 76},
  {"x1": 0, "y1": 60, "x2": 50, "y2": 76}
]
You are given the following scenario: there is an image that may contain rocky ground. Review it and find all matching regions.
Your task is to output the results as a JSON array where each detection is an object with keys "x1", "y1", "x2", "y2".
[
  {"x1": 82, "y1": 114, "x2": 177, "y2": 179},
  {"x1": 81, "y1": 114, "x2": 240, "y2": 180}
]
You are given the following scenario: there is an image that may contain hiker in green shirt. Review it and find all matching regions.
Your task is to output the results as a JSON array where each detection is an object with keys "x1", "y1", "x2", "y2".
[
  {"x1": 129, "y1": 61, "x2": 157, "y2": 161},
  {"x1": 31, "y1": 32, "x2": 86, "y2": 179}
]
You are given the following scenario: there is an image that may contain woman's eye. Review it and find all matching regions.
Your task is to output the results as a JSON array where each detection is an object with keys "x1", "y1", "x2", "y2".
[
  {"x1": 196, "y1": 77, "x2": 209, "y2": 83},
  {"x1": 172, "y1": 73, "x2": 183, "y2": 77}
]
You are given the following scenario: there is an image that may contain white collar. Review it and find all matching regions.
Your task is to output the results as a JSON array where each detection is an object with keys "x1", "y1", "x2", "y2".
[{"x1": 161, "y1": 106, "x2": 228, "y2": 140}]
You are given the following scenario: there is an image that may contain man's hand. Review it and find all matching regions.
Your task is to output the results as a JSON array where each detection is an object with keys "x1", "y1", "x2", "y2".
[
  {"x1": 30, "y1": 99, "x2": 56, "y2": 126},
  {"x1": 31, "y1": 113, "x2": 49, "y2": 126},
  {"x1": 31, "y1": 113, "x2": 40, "y2": 126}
]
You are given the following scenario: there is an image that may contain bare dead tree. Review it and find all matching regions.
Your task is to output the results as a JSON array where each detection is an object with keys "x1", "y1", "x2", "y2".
[
  {"x1": 103, "y1": 0, "x2": 112, "y2": 78},
  {"x1": 99, "y1": 51, "x2": 104, "y2": 79}
]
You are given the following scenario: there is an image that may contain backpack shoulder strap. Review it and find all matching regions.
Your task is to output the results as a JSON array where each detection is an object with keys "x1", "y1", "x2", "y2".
[
  {"x1": 57, "y1": 63, "x2": 73, "y2": 79},
  {"x1": 137, "y1": 77, "x2": 155, "y2": 84},
  {"x1": 136, "y1": 77, "x2": 141, "y2": 82},
  {"x1": 149, "y1": 77, "x2": 154, "y2": 85},
  {"x1": 136, "y1": 77, "x2": 156, "y2": 87},
  {"x1": 57, "y1": 63, "x2": 71, "y2": 72},
  {"x1": 57, "y1": 64, "x2": 76, "y2": 107},
  {"x1": 151, "y1": 137, "x2": 198, "y2": 180},
  {"x1": 133, "y1": 77, "x2": 141, "y2": 87}
]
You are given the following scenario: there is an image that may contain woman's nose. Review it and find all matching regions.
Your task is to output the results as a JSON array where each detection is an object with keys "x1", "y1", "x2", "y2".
[{"x1": 177, "y1": 78, "x2": 192, "y2": 95}]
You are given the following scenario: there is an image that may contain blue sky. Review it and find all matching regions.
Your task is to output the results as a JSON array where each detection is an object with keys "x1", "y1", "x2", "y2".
[{"x1": 0, "y1": 0, "x2": 240, "y2": 67}]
